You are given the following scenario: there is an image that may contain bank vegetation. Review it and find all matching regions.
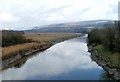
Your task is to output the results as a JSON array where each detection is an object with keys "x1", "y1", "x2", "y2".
[{"x1": 88, "y1": 21, "x2": 120, "y2": 69}]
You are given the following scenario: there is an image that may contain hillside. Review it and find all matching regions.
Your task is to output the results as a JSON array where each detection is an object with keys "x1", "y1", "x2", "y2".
[{"x1": 25, "y1": 20, "x2": 114, "y2": 33}]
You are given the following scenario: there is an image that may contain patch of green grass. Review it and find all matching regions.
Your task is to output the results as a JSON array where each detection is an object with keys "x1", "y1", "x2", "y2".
[{"x1": 95, "y1": 45, "x2": 120, "y2": 68}]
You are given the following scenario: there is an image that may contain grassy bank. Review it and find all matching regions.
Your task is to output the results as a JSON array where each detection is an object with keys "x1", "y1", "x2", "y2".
[
  {"x1": 2, "y1": 42, "x2": 47, "y2": 60},
  {"x1": 95, "y1": 45, "x2": 120, "y2": 69}
]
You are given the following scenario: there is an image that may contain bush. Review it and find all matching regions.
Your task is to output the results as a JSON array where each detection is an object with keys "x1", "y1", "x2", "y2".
[
  {"x1": 2, "y1": 30, "x2": 27, "y2": 47},
  {"x1": 88, "y1": 29, "x2": 103, "y2": 45}
]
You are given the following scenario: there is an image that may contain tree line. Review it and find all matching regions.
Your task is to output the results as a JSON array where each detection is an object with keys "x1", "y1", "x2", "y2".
[{"x1": 88, "y1": 21, "x2": 120, "y2": 53}]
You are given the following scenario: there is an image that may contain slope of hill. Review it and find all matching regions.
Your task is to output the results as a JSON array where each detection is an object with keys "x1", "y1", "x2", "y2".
[{"x1": 25, "y1": 20, "x2": 114, "y2": 33}]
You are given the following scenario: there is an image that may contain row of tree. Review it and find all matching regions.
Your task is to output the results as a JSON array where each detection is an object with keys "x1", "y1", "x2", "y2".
[{"x1": 88, "y1": 21, "x2": 120, "y2": 53}]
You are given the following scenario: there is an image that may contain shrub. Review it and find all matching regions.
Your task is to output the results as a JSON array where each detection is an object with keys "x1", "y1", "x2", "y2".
[{"x1": 2, "y1": 30, "x2": 27, "y2": 47}]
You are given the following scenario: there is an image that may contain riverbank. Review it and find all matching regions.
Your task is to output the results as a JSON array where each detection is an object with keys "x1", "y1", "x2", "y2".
[
  {"x1": 88, "y1": 45, "x2": 120, "y2": 80},
  {"x1": 1, "y1": 33, "x2": 83, "y2": 69}
]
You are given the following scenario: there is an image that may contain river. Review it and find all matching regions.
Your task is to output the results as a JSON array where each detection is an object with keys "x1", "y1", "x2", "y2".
[{"x1": 0, "y1": 36, "x2": 113, "y2": 80}]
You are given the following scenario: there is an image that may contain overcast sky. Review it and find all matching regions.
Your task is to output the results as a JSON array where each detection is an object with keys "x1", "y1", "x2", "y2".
[{"x1": 0, "y1": 0, "x2": 119, "y2": 30}]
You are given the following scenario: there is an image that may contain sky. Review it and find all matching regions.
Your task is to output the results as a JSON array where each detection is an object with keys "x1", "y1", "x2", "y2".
[{"x1": 0, "y1": 0, "x2": 119, "y2": 30}]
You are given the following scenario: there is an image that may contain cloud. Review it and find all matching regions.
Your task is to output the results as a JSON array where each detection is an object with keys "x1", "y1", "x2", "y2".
[
  {"x1": 46, "y1": 13, "x2": 64, "y2": 21},
  {"x1": 0, "y1": 13, "x2": 20, "y2": 22},
  {"x1": 0, "y1": 0, "x2": 119, "y2": 30}
]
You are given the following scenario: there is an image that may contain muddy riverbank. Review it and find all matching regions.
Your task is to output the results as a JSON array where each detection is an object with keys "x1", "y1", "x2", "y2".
[{"x1": 88, "y1": 45, "x2": 120, "y2": 80}]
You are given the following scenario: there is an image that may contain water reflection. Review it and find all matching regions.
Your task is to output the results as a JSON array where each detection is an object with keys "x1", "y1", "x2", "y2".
[{"x1": 1, "y1": 36, "x2": 111, "y2": 80}]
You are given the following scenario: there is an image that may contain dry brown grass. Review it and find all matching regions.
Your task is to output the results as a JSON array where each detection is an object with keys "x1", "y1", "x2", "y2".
[
  {"x1": 2, "y1": 42, "x2": 47, "y2": 60},
  {"x1": 24, "y1": 33, "x2": 82, "y2": 42}
]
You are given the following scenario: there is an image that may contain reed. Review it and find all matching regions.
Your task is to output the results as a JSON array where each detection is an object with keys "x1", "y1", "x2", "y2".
[{"x1": 2, "y1": 42, "x2": 47, "y2": 60}]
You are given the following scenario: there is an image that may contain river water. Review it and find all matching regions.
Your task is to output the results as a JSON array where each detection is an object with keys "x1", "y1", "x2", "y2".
[{"x1": 1, "y1": 36, "x2": 113, "y2": 80}]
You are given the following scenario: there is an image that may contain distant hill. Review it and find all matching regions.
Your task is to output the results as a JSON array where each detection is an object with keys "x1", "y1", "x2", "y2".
[{"x1": 24, "y1": 20, "x2": 114, "y2": 33}]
